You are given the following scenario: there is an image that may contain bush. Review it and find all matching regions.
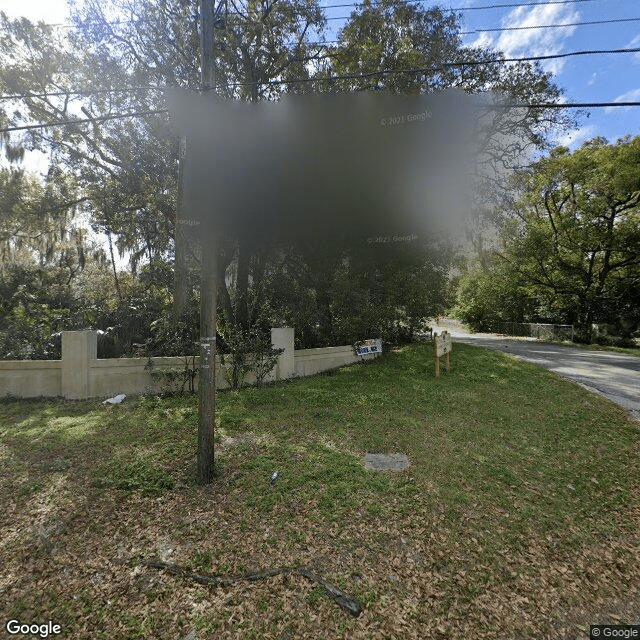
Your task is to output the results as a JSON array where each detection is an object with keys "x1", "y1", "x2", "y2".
[
  {"x1": 219, "y1": 325, "x2": 284, "y2": 389},
  {"x1": 144, "y1": 356, "x2": 198, "y2": 395},
  {"x1": 453, "y1": 259, "x2": 538, "y2": 332}
]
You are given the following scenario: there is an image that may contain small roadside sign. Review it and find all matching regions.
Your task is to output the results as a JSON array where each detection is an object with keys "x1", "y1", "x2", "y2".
[
  {"x1": 355, "y1": 339, "x2": 382, "y2": 357},
  {"x1": 433, "y1": 331, "x2": 452, "y2": 377}
]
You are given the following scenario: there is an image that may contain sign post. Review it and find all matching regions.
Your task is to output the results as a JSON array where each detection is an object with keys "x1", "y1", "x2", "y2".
[{"x1": 433, "y1": 331, "x2": 452, "y2": 378}]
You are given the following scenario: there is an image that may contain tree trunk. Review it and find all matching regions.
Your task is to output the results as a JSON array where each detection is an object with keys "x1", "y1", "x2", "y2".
[
  {"x1": 576, "y1": 300, "x2": 595, "y2": 343},
  {"x1": 107, "y1": 231, "x2": 122, "y2": 300}
]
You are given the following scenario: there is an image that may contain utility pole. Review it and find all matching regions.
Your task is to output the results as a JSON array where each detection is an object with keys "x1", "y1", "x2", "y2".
[{"x1": 197, "y1": 0, "x2": 218, "y2": 484}]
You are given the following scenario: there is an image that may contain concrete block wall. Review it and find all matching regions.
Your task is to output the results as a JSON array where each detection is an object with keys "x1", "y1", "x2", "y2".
[
  {"x1": 0, "y1": 360, "x2": 62, "y2": 398},
  {"x1": 293, "y1": 345, "x2": 361, "y2": 377},
  {"x1": 0, "y1": 328, "x2": 380, "y2": 400}
]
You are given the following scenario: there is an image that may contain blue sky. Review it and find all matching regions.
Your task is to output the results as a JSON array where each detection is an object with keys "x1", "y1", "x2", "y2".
[{"x1": 457, "y1": 0, "x2": 640, "y2": 148}]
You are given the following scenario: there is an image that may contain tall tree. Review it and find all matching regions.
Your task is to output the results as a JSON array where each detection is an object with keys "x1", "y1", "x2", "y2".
[
  {"x1": 490, "y1": 136, "x2": 640, "y2": 341},
  {"x1": 0, "y1": 11, "x2": 177, "y2": 284},
  {"x1": 324, "y1": 0, "x2": 576, "y2": 244},
  {"x1": 0, "y1": 167, "x2": 105, "y2": 277},
  {"x1": 1, "y1": 0, "x2": 579, "y2": 349},
  {"x1": 66, "y1": 0, "x2": 329, "y2": 325}
]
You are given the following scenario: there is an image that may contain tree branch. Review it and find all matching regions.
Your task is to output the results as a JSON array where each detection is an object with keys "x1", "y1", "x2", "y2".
[{"x1": 136, "y1": 558, "x2": 362, "y2": 617}]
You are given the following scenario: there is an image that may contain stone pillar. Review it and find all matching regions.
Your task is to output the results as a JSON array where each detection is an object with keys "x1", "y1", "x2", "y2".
[
  {"x1": 270, "y1": 327, "x2": 294, "y2": 381},
  {"x1": 61, "y1": 330, "x2": 97, "y2": 399}
]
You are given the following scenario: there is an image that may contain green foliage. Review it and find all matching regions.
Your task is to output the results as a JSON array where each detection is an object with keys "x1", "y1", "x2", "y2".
[
  {"x1": 0, "y1": 301, "x2": 67, "y2": 360},
  {"x1": 456, "y1": 136, "x2": 640, "y2": 341},
  {"x1": 0, "y1": 0, "x2": 577, "y2": 359},
  {"x1": 219, "y1": 323, "x2": 284, "y2": 389},
  {"x1": 145, "y1": 356, "x2": 198, "y2": 395},
  {"x1": 92, "y1": 450, "x2": 175, "y2": 496},
  {"x1": 453, "y1": 257, "x2": 537, "y2": 332},
  {"x1": 0, "y1": 257, "x2": 197, "y2": 360},
  {"x1": 327, "y1": 242, "x2": 452, "y2": 345},
  {"x1": 0, "y1": 265, "x2": 78, "y2": 359},
  {"x1": 16, "y1": 480, "x2": 43, "y2": 500},
  {"x1": 190, "y1": 551, "x2": 214, "y2": 572}
]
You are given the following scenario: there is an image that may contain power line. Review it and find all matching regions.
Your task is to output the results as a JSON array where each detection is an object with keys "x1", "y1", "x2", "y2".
[
  {"x1": 319, "y1": 0, "x2": 594, "y2": 12},
  {"x1": 325, "y1": 13, "x2": 640, "y2": 25},
  {"x1": 2, "y1": 101, "x2": 639, "y2": 135},
  {"x1": 0, "y1": 109, "x2": 165, "y2": 133},
  {"x1": 219, "y1": 46, "x2": 640, "y2": 87},
  {"x1": 1, "y1": 47, "x2": 639, "y2": 102},
  {"x1": 460, "y1": 16, "x2": 640, "y2": 34},
  {"x1": 4, "y1": 3, "x2": 637, "y2": 51},
  {"x1": 0, "y1": 0, "x2": 596, "y2": 30},
  {"x1": 0, "y1": 86, "x2": 161, "y2": 101},
  {"x1": 508, "y1": 102, "x2": 640, "y2": 108}
]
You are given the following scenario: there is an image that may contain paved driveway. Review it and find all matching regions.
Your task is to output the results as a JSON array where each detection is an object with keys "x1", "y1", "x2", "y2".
[{"x1": 433, "y1": 320, "x2": 640, "y2": 420}]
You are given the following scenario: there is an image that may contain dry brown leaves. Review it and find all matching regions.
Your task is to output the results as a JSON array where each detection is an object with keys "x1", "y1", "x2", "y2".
[{"x1": 2, "y1": 446, "x2": 640, "y2": 639}]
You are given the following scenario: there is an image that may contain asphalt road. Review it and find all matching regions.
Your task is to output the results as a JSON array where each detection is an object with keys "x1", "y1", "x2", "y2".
[{"x1": 433, "y1": 319, "x2": 640, "y2": 420}]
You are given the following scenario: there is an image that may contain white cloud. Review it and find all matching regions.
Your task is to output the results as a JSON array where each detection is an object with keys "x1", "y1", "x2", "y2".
[
  {"x1": 556, "y1": 125, "x2": 597, "y2": 149},
  {"x1": 587, "y1": 72, "x2": 597, "y2": 87},
  {"x1": 494, "y1": 4, "x2": 580, "y2": 75},
  {"x1": 627, "y1": 34, "x2": 640, "y2": 63},
  {"x1": 468, "y1": 32, "x2": 494, "y2": 50},
  {"x1": 605, "y1": 88, "x2": 640, "y2": 113}
]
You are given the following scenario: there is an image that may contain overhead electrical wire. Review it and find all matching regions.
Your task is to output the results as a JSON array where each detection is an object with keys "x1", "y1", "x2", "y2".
[
  {"x1": 325, "y1": 12, "x2": 640, "y2": 24},
  {"x1": 317, "y1": 0, "x2": 595, "y2": 12},
  {"x1": 0, "y1": 109, "x2": 165, "y2": 134},
  {"x1": 6, "y1": 99, "x2": 640, "y2": 134},
  {"x1": 219, "y1": 46, "x2": 640, "y2": 88},
  {"x1": 5, "y1": 12, "x2": 633, "y2": 31},
  {"x1": 0, "y1": 0, "x2": 603, "y2": 30},
  {"x1": 459, "y1": 16, "x2": 640, "y2": 34},
  {"x1": 245, "y1": 0, "x2": 597, "y2": 19},
  {"x1": 2, "y1": 2, "x2": 639, "y2": 135},
  {"x1": 1, "y1": 100, "x2": 639, "y2": 136},
  {"x1": 40, "y1": 11, "x2": 638, "y2": 37},
  {"x1": 0, "y1": 86, "x2": 162, "y2": 101},
  {"x1": 1, "y1": 47, "x2": 639, "y2": 102}
]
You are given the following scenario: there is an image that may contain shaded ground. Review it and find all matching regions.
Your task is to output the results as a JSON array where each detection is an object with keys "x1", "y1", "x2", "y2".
[
  {"x1": 436, "y1": 318, "x2": 640, "y2": 420},
  {"x1": 1, "y1": 343, "x2": 639, "y2": 639}
]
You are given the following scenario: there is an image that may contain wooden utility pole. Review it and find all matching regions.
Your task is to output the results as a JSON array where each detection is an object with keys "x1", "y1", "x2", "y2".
[{"x1": 197, "y1": 0, "x2": 218, "y2": 484}]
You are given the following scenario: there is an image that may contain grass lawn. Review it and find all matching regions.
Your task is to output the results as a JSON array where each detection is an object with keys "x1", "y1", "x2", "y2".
[{"x1": 1, "y1": 342, "x2": 639, "y2": 639}]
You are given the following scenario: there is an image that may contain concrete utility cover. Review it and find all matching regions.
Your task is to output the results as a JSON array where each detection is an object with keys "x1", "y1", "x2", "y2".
[{"x1": 364, "y1": 453, "x2": 410, "y2": 471}]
